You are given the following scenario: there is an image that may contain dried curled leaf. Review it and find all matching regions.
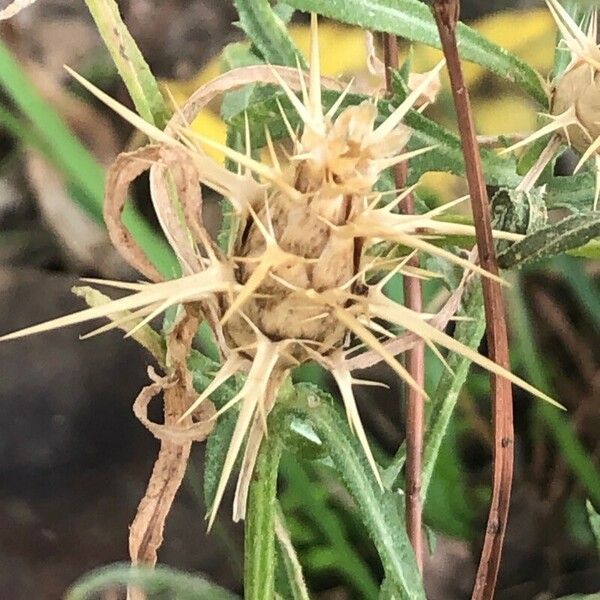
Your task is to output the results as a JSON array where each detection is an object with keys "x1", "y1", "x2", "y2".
[
  {"x1": 129, "y1": 310, "x2": 214, "y2": 571},
  {"x1": 0, "y1": 0, "x2": 38, "y2": 20},
  {"x1": 133, "y1": 370, "x2": 216, "y2": 444}
]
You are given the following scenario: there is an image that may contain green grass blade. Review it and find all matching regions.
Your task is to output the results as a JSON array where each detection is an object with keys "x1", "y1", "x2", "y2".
[
  {"x1": 510, "y1": 279, "x2": 600, "y2": 507},
  {"x1": 284, "y1": 0, "x2": 548, "y2": 105},
  {"x1": 83, "y1": 0, "x2": 171, "y2": 127},
  {"x1": 556, "y1": 256, "x2": 600, "y2": 331},
  {"x1": 0, "y1": 40, "x2": 176, "y2": 275}
]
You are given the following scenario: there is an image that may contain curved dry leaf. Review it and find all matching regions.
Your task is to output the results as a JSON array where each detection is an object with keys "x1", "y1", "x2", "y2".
[
  {"x1": 129, "y1": 311, "x2": 214, "y2": 572},
  {"x1": 133, "y1": 374, "x2": 216, "y2": 444},
  {"x1": 104, "y1": 145, "x2": 166, "y2": 283},
  {"x1": 0, "y1": 0, "x2": 38, "y2": 20}
]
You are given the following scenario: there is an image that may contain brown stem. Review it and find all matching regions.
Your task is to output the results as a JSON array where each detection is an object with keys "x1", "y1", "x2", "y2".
[
  {"x1": 431, "y1": 2, "x2": 514, "y2": 599},
  {"x1": 383, "y1": 32, "x2": 425, "y2": 573}
]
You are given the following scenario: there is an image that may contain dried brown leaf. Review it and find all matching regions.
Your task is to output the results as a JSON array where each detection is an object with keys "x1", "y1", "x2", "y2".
[
  {"x1": 129, "y1": 309, "x2": 215, "y2": 574},
  {"x1": 0, "y1": 0, "x2": 38, "y2": 20},
  {"x1": 105, "y1": 145, "x2": 166, "y2": 283}
]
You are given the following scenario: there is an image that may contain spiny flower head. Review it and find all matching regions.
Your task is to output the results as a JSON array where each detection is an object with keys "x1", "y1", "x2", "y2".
[
  {"x1": 504, "y1": 1, "x2": 600, "y2": 207},
  {"x1": 0, "y1": 15, "x2": 559, "y2": 527},
  {"x1": 549, "y1": 0, "x2": 600, "y2": 156}
]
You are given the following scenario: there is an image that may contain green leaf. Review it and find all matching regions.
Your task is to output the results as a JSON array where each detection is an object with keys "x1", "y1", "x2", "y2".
[
  {"x1": 499, "y1": 212, "x2": 600, "y2": 268},
  {"x1": 187, "y1": 351, "x2": 240, "y2": 510},
  {"x1": 284, "y1": 0, "x2": 548, "y2": 105},
  {"x1": 0, "y1": 39, "x2": 176, "y2": 276},
  {"x1": 66, "y1": 563, "x2": 239, "y2": 600},
  {"x1": 279, "y1": 457, "x2": 379, "y2": 599},
  {"x1": 510, "y1": 280, "x2": 600, "y2": 507},
  {"x1": 234, "y1": 0, "x2": 305, "y2": 67},
  {"x1": 245, "y1": 434, "x2": 282, "y2": 600},
  {"x1": 422, "y1": 285, "x2": 486, "y2": 497},
  {"x1": 275, "y1": 504, "x2": 311, "y2": 600},
  {"x1": 83, "y1": 0, "x2": 170, "y2": 127},
  {"x1": 587, "y1": 500, "x2": 600, "y2": 557},
  {"x1": 286, "y1": 386, "x2": 426, "y2": 600},
  {"x1": 546, "y1": 173, "x2": 597, "y2": 212}
]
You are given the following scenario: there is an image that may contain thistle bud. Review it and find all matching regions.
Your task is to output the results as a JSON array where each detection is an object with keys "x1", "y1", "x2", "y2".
[{"x1": 551, "y1": 61, "x2": 600, "y2": 154}]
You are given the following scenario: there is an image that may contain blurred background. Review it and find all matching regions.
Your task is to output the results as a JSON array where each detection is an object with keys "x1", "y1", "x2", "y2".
[{"x1": 0, "y1": 0, "x2": 599, "y2": 598}]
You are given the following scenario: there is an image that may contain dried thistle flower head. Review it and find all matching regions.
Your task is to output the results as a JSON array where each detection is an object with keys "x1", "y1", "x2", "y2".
[
  {"x1": 504, "y1": 1, "x2": 600, "y2": 206},
  {"x1": 549, "y1": 0, "x2": 600, "y2": 155},
  {"x1": 0, "y1": 14, "x2": 558, "y2": 526}
]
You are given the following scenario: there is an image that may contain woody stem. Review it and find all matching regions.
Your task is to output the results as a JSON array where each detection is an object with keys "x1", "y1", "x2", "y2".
[
  {"x1": 383, "y1": 32, "x2": 425, "y2": 573},
  {"x1": 432, "y1": 2, "x2": 515, "y2": 599}
]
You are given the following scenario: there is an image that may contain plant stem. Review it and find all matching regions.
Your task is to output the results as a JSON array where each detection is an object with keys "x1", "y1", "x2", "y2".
[
  {"x1": 244, "y1": 432, "x2": 282, "y2": 600},
  {"x1": 383, "y1": 31, "x2": 425, "y2": 573},
  {"x1": 432, "y1": 2, "x2": 514, "y2": 599}
]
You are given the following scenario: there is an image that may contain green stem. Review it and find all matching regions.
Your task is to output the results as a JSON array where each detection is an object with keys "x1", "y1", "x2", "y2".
[
  {"x1": 422, "y1": 284, "x2": 486, "y2": 497},
  {"x1": 244, "y1": 433, "x2": 282, "y2": 600}
]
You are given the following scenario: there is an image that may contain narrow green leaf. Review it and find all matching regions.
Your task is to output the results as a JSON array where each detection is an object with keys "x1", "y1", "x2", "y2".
[
  {"x1": 275, "y1": 504, "x2": 311, "y2": 600},
  {"x1": 587, "y1": 500, "x2": 600, "y2": 557},
  {"x1": 284, "y1": 0, "x2": 548, "y2": 105},
  {"x1": 245, "y1": 434, "x2": 282, "y2": 600},
  {"x1": 234, "y1": 0, "x2": 305, "y2": 67},
  {"x1": 287, "y1": 386, "x2": 426, "y2": 599},
  {"x1": 279, "y1": 457, "x2": 379, "y2": 599},
  {"x1": 83, "y1": 0, "x2": 170, "y2": 127},
  {"x1": 510, "y1": 280, "x2": 600, "y2": 507},
  {"x1": 66, "y1": 563, "x2": 239, "y2": 600},
  {"x1": 0, "y1": 39, "x2": 176, "y2": 275},
  {"x1": 557, "y1": 256, "x2": 600, "y2": 331},
  {"x1": 422, "y1": 285, "x2": 486, "y2": 497},
  {"x1": 499, "y1": 212, "x2": 600, "y2": 268}
]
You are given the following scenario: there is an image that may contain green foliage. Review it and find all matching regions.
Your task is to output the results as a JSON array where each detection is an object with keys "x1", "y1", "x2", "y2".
[
  {"x1": 587, "y1": 500, "x2": 600, "y2": 557},
  {"x1": 234, "y1": 0, "x2": 305, "y2": 67},
  {"x1": 83, "y1": 0, "x2": 171, "y2": 127},
  {"x1": 421, "y1": 286, "x2": 486, "y2": 497},
  {"x1": 2, "y1": 0, "x2": 599, "y2": 597},
  {"x1": 244, "y1": 435, "x2": 282, "y2": 600},
  {"x1": 499, "y1": 212, "x2": 600, "y2": 269},
  {"x1": 510, "y1": 280, "x2": 600, "y2": 507},
  {"x1": 66, "y1": 564, "x2": 239, "y2": 600},
  {"x1": 284, "y1": 386, "x2": 426, "y2": 600},
  {"x1": 284, "y1": 0, "x2": 548, "y2": 104},
  {"x1": 0, "y1": 40, "x2": 176, "y2": 275}
]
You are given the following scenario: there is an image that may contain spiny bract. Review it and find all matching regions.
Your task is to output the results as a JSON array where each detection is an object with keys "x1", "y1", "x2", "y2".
[
  {"x1": 504, "y1": 0, "x2": 600, "y2": 208},
  {"x1": 0, "y1": 15, "x2": 556, "y2": 526}
]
